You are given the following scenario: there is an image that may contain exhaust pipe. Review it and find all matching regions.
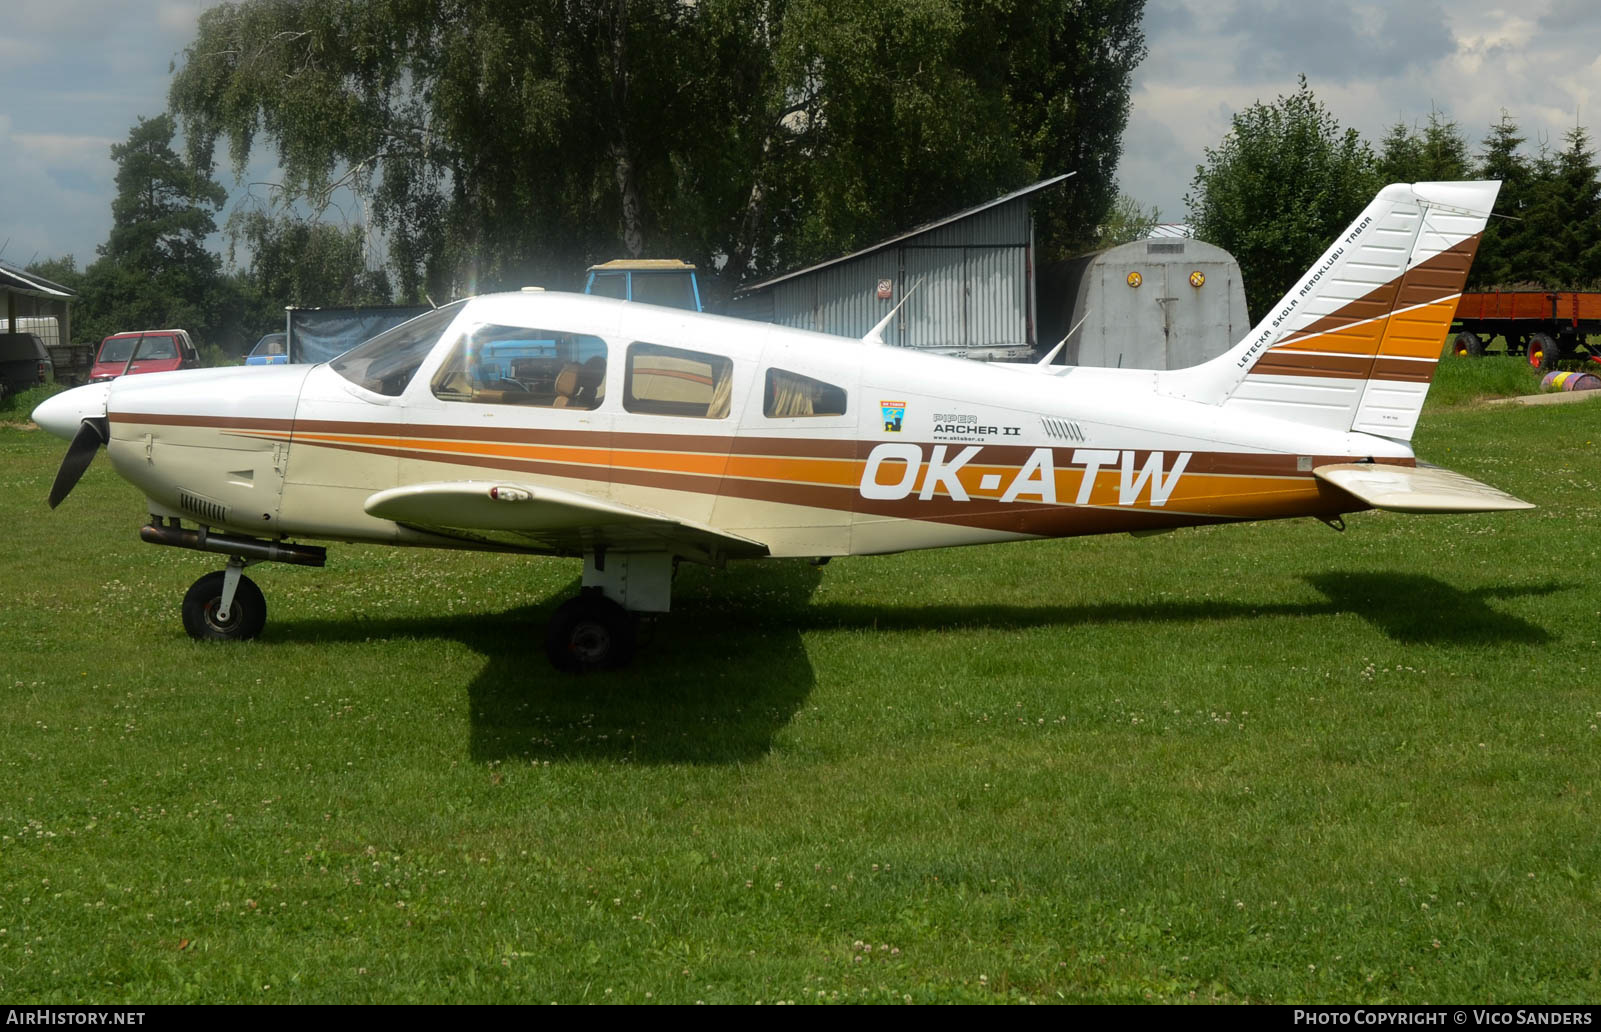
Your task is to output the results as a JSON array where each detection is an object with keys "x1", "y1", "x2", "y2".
[{"x1": 140, "y1": 520, "x2": 327, "y2": 567}]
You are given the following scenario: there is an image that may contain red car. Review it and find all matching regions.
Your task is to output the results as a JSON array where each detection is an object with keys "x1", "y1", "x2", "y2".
[{"x1": 90, "y1": 330, "x2": 200, "y2": 382}]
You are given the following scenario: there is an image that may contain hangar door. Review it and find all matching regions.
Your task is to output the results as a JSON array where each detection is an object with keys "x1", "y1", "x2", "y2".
[{"x1": 900, "y1": 245, "x2": 1031, "y2": 359}]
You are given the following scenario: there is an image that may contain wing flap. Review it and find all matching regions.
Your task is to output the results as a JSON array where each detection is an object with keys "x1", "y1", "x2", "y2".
[
  {"x1": 364, "y1": 480, "x2": 769, "y2": 559},
  {"x1": 1313, "y1": 463, "x2": 1534, "y2": 514}
]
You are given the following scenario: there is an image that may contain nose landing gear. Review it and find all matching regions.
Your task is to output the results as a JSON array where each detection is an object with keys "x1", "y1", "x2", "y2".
[
  {"x1": 182, "y1": 559, "x2": 267, "y2": 641},
  {"x1": 140, "y1": 517, "x2": 327, "y2": 643}
]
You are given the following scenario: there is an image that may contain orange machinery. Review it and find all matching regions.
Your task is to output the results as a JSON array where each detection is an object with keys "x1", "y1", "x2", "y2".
[{"x1": 1452, "y1": 290, "x2": 1601, "y2": 368}]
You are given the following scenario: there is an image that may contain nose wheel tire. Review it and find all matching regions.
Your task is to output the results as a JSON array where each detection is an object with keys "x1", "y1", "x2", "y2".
[
  {"x1": 545, "y1": 593, "x2": 636, "y2": 672},
  {"x1": 182, "y1": 570, "x2": 267, "y2": 641}
]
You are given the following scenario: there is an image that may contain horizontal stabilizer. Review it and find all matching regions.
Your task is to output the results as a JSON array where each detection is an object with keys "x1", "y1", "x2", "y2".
[
  {"x1": 365, "y1": 480, "x2": 769, "y2": 559},
  {"x1": 1313, "y1": 463, "x2": 1534, "y2": 514}
]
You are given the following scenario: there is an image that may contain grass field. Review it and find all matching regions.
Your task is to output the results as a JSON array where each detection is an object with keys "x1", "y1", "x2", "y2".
[{"x1": 2, "y1": 359, "x2": 1599, "y2": 1003}]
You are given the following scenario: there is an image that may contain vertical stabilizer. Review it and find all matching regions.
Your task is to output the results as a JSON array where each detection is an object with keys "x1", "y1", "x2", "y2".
[{"x1": 1161, "y1": 181, "x2": 1499, "y2": 442}]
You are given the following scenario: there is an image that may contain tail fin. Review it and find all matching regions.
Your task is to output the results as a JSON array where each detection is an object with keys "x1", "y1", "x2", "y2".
[{"x1": 1163, "y1": 181, "x2": 1499, "y2": 441}]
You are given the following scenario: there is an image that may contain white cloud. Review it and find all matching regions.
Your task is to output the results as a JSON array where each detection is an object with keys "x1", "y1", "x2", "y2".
[
  {"x1": 12, "y1": 132, "x2": 118, "y2": 167},
  {"x1": 159, "y1": 1, "x2": 209, "y2": 34}
]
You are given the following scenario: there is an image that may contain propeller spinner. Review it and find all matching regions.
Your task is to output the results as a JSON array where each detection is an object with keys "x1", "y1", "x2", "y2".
[{"x1": 33, "y1": 381, "x2": 114, "y2": 508}]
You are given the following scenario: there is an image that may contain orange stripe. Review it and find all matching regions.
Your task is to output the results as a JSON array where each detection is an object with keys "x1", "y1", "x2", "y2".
[
  {"x1": 1272, "y1": 318, "x2": 1388, "y2": 357},
  {"x1": 1375, "y1": 298, "x2": 1460, "y2": 360}
]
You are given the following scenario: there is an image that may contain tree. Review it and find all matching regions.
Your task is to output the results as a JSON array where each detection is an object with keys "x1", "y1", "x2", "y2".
[
  {"x1": 168, "y1": 0, "x2": 1147, "y2": 307},
  {"x1": 75, "y1": 115, "x2": 227, "y2": 345},
  {"x1": 1469, "y1": 112, "x2": 1535, "y2": 288},
  {"x1": 1377, "y1": 110, "x2": 1471, "y2": 185},
  {"x1": 25, "y1": 256, "x2": 84, "y2": 294},
  {"x1": 1517, "y1": 124, "x2": 1601, "y2": 288},
  {"x1": 1186, "y1": 76, "x2": 1380, "y2": 319},
  {"x1": 1376, "y1": 119, "x2": 1423, "y2": 184},
  {"x1": 1094, "y1": 192, "x2": 1161, "y2": 248},
  {"x1": 231, "y1": 210, "x2": 392, "y2": 309},
  {"x1": 1417, "y1": 110, "x2": 1472, "y2": 181}
]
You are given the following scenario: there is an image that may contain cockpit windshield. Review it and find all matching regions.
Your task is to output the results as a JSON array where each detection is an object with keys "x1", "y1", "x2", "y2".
[{"x1": 329, "y1": 302, "x2": 467, "y2": 396}]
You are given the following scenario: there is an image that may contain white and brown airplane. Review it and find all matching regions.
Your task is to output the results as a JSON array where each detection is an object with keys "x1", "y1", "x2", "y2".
[{"x1": 35, "y1": 180, "x2": 1530, "y2": 670}]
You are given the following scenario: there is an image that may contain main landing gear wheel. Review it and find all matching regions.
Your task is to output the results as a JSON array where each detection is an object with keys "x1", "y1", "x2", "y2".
[
  {"x1": 545, "y1": 591, "x2": 637, "y2": 673},
  {"x1": 182, "y1": 570, "x2": 267, "y2": 641}
]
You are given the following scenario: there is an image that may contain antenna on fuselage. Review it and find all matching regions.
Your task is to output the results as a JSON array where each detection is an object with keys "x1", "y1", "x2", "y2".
[
  {"x1": 1035, "y1": 310, "x2": 1090, "y2": 368},
  {"x1": 861, "y1": 276, "x2": 925, "y2": 347}
]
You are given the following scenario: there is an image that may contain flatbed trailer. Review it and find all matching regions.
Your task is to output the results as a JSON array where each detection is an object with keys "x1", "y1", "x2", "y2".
[
  {"x1": 45, "y1": 343, "x2": 95, "y2": 385},
  {"x1": 1453, "y1": 290, "x2": 1601, "y2": 369}
]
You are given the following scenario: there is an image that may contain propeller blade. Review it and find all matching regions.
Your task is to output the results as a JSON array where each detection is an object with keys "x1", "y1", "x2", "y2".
[{"x1": 48, "y1": 417, "x2": 108, "y2": 509}]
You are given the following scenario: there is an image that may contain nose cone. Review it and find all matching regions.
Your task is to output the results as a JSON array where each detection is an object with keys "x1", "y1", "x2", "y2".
[{"x1": 32, "y1": 382, "x2": 112, "y2": 440}]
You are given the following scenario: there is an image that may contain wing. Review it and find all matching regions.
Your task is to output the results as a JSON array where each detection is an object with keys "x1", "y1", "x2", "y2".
[
  {"x1": 1313, "y1": 463, "x2": 1535, "y2": 514},
  {"x1": 364, "y1": 480, "x2": 770, "y2": 561}
]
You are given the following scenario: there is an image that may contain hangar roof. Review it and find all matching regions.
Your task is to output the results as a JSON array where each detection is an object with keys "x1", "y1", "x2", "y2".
[
  {"x1": 0, "y1": 261, "x2": 76, "y2": 300},
  {"x1": 738, "y1": 173, "x2": 1073, "y2": 294}
]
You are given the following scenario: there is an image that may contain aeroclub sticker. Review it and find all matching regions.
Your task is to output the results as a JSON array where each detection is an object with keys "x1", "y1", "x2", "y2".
[{"x1": 880, "y1": 401, "x2": 906, "y2": 433}]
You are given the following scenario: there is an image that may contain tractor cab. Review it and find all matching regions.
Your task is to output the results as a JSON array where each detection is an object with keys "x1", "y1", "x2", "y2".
[{"x1": 583, "y1": 259, "x2": 702, "y2": 312}]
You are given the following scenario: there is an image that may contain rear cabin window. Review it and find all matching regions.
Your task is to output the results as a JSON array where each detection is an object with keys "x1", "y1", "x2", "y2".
[
  {"x1": 763, "y1": 368, "x2": 847, "y2": 418},
  {"x1": 624, "y1": 342, "x2": 733, "y2": 418},
  {"x1": 431, "y1": 323, "x2": 607, "y2": 410}
]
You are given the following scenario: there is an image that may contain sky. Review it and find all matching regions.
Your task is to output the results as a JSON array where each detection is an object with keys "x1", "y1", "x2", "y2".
[
  {"x1": 1122, "y1": 0, "x2": 1601, "y2": 222},
  {"x1": 5, "y1": 0, "x2": 1601, "y2": 276}
]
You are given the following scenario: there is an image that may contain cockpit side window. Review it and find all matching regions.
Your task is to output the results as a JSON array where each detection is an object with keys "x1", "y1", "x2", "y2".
[
  {"x1": 431, "y1": 324, "x2": 607, "y2": 410},
  {"x1": 763, "y1": 368, "x2": 847, "y2": 417},
  {"x1": 330, "y1": 302, "x2": 466, "y2": 396},
  {"x1": 623, "y1": 342, "x2": 733, "y2": 418}
]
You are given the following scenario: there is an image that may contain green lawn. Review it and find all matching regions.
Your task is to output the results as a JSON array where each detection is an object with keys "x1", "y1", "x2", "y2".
[{"x1": 1, "y1": 381, "x2": 1598, "y2": 1003}]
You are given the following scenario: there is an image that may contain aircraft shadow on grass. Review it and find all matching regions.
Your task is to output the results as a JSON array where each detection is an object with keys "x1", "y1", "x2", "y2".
[
  {"x1": 797, "y1": 571, "x2": 1564, "y2": 647},
  {"x1": 268, "y1": 566, "x2": 1560, "y2": 765},
  {"x1": 271, "y1": 560, "x2": 826, "y2": 766}
]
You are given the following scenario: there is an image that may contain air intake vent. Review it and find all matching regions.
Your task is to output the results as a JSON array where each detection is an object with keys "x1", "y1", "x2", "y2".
[
  {"x1": 1041, "y1": 417, "x2": 1085, "y2": 442},
  {"x1": 1146, "y1": 242, "x2": 1184, "y2": 254},
  {"x1": 179, "y1": 490, "x2": 230, "y2": 526}
]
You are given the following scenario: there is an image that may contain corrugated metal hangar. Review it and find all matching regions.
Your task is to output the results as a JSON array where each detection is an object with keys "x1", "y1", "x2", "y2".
[
  {"x1": 729, "y1": 174, "x2": 1072, "y2": 361},
  {"x1": 0, "y1": 261, "x2": 75, "y2": 348},
  {"x1": 728, "y1": 175, "x2": 1248, "y2": 370}
]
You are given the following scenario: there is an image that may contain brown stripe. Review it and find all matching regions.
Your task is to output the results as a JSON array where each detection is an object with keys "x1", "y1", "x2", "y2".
[
  {"x1": 1371, "y1": 357, "x2": 1437, "y2": 383},
  {"x1": 114, "y1": 413, "x2": 297, "y2": 431},
  {"x1": 1250, "y1": 351, "x2": 1374, "y2": 380},
  {"x1": 1250, "y1": 349, "x2": 1442, "y2": 383}
]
